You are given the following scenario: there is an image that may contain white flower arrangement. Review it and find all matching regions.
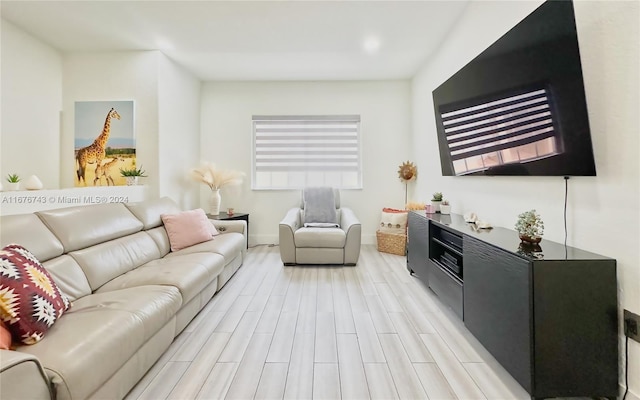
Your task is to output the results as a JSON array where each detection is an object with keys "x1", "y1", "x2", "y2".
[
  {"x1": 515, "y1": 209, "x2": 544, "y2": 239},
  {"x1": 190, "y1": 162, "x2": 244, "y2": 191}
]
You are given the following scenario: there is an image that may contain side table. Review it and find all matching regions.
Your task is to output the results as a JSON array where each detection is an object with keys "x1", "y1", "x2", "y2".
[{"x1": 207, "y1": 212, "x2": 249, "y2": 249}]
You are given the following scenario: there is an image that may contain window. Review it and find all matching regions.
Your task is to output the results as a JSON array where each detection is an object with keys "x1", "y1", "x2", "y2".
[
  {"x1": 252, "y1": 115, "x2": 361, "y2": 190},
  {"x1": 441, "y1": 88, "x2": 558, "y2": 175}
]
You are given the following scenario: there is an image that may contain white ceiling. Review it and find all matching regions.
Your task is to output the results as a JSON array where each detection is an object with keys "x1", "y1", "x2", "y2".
[{"x1": 1, "y1": 1, "x2": 469, "y2": 81}]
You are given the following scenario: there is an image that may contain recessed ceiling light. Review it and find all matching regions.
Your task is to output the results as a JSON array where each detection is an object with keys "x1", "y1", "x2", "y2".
[{"x1": 364, "y1": 37, "x2": 381, "y2": 53}]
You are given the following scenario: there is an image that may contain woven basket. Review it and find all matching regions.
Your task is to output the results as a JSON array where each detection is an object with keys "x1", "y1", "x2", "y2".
[{"x1": 376, "y1": 230, "x2": 407, "y2": 256}]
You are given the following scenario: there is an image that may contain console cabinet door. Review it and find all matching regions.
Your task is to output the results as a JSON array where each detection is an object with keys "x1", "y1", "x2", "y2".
[
  {"x1": 407, "y1": 212, "x2": 429, "y2": 281},
  {"x1": 463, "y1": 236, "x2": 533, "y2": 393}
]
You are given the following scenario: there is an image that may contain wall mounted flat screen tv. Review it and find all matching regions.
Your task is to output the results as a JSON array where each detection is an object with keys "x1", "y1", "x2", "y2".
[{"x1": 432, "y1": 0, "x2": 597, "y2": 176}]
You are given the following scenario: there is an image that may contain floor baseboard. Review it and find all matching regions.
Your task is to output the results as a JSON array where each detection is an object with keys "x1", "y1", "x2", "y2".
[{"x1": 620, "y1": 385, "x2": 640, "y2": 400}]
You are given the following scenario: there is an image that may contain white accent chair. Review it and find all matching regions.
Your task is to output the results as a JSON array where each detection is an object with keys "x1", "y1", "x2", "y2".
[{"x1": 279, "y1": 188, "x2": 361, "y2": 265}]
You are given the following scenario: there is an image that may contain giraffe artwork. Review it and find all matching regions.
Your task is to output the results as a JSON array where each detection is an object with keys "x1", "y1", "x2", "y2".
[
  {"x1": 94, "y1": 157, "x2": 124, "y2": 186},
  {"x1": 75, "y1": 108, "x2": 120, "y2": 185},
  {"x1": 74, "y1": 101, "x2": 136, "y2": 187}
]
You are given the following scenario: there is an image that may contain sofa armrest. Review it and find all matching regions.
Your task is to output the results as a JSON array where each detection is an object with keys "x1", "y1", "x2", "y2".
[
  {"x1": 279, "y1": 208, "x2": 301, "y2": 265},
  {"x1": 341, "y1": 207, "x2": 362, "y2": 265},
  {"x1": 0, "y1": 350, "x2": 53, "y2": 400},
  {"x1": 210, "y1": 220, "x2": 247, "y2": 249}
]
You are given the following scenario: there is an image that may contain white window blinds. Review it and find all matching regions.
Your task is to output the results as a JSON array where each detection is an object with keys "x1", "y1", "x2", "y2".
[{"x1": 252, "y1": 115, "x2": 362, "y2": 190}]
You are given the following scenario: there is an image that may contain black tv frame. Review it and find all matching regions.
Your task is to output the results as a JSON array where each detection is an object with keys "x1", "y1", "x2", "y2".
[{"x1": 432, "y1": 0, "x2": 597, "y2": 177}]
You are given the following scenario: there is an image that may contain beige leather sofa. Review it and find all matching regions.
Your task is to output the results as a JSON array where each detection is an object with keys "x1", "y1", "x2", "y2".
[
  {"x1": 0, "y1": 197, "x2": 246, "y2": 400},
  {"x1": 279, "y1": 189, "x2": 361, "y2": 265}
]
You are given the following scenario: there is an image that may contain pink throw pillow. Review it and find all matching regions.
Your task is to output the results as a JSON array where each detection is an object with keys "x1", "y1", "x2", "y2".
[{"x1": 161, "y1": 209, "x2": 217, "y2": 252}]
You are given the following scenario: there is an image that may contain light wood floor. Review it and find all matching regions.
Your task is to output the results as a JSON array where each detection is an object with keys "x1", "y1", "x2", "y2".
[{"x1": 125, "y1": 245, "x2": 531, "y2": 400}]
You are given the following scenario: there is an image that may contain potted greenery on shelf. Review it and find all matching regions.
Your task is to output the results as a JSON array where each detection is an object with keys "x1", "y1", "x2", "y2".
[
  {"x1": 515, "y1": 209, "x2": 544, "y2": 244},
  {"x1": 431, "y1": 192, "x2": 443, "y2": 212},
  {"x1": 6, "y1": 173, "x2": 21, "y2": 191},
  {"x1": 119, "y1": 165, "x2": 147, "y2": 186},
  {"x1": 440, "y1": 199, "x2": 451, "y2": 215}
]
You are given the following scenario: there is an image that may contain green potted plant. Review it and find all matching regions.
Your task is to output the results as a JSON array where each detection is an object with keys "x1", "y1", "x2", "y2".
[
  {"x1": 439, "y1": 199, "x2": 451, "y2": 215},
  {"x1": 119, "y1": 165, "x2": 147, "y2": 186},
  {"x1": 431, "y1": 192, "x2": 443, "y2": 212},
  {"x1": 6, "y1": 173, "x2": 21, "y2": 191},
  {"x1": 515, "y1": 209, "x2": 544, "y2": 244}
]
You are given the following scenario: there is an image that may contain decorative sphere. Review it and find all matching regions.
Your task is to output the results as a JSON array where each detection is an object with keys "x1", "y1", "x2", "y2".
[{"x1": 24, "y1": 175, "x2": 44, "y2": 190}]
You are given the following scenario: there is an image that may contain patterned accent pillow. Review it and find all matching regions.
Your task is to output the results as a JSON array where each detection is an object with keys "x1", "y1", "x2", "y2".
[{"x1": 0, "y1": 244, "x2": 71, "y2": 345}]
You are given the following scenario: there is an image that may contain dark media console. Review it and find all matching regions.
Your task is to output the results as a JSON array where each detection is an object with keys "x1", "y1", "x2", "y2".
[{"x1": 407, "y1": 211, "x2": 618, "y2": 399}]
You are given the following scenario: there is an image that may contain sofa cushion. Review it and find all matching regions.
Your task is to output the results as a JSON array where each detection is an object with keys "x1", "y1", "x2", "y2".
[
  {"x1": 0, "y1": 214, "x2": 64, "y2": 262},
  {"x1": 294, "y1": 227, "x2": 346, "y2": 248},
  {"x1": 96, "y1": 253, "x2": 225, "y2": 304},
  {"x1": 69, "y1": 232, "x2": 161, "y2": 291},
  {"x1": 146, "y1": 226, "x2": 171, "y2": 256},
  {"x1": 126, "y1": 197, "x2": 182, "y2": 230},
  {"x1": 161, "y1": 209, "x2": 217, "y2": 251},
  {"x1": 37, "y1": 203, "x2": 143, "y2": 252},
  {"x1": 70, "y1": 285, "x2": 181, "y2": 341},
  {"x1": 16, "y1": 285, "x2": 181, "y2": 400},
  {"x1": 0, "y1": 244, "x2": 71, "y2": 344},
  {"x1": 42, "y1": 256, "x2": 92, "y2": 302},
  {"x1": 165, "y1": 232, "x2": 245, "y2": 264}
]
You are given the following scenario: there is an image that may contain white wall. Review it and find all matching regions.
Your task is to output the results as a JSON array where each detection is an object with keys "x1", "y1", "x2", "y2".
[
  {"x1": 1, "y1": 21, "x2": 203, "y2": 204},
  {"x1": 62, "y1": 51, "x2": 160, "y2": 196},
  {"x1": 1, "y1": 19, "x2": 62, "y2": 189},
  {"x1": 411, "y1": 0, "x2": 640, "y2": 397},
  {"x1": 158, "y1": 56, "x2": 201, "y2": 209},
  {"x1": 200, "y1": 81, "x2": 412, "y2": 246},
  {"x1": 62, "y1": 51, "x2": 202, "y2": 205}
]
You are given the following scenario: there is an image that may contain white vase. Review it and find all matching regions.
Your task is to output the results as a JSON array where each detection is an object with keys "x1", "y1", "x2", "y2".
[
  {"x1": 24, "y1": 175, "x2": 43, "y2": 190},
  {"x1": 209, "y1": 189, "x2": 221, "y2": 215},
  {"x1": 6, "y1": 182, "x2": 20, "y2": 191},
  {"x1": 125, "y1": 176, "x2": 139, "y2": 186},
  {"x1": 440, "y1": 204, "x2": 451, "y2": 215},
  {"x1": 431, "y1": 200, "x2": 441, "y2": 213}
]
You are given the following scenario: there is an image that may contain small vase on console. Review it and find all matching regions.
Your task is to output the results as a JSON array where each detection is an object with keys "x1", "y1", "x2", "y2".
[
  {"x1": 5, "y1": 182, "x2": 20, "y2": 191},
  {"x1": 190, "y1": 162, "x2": 244, "y2": 217},
  {"x1": 209, "y1": 189, "x2": 221, "y2": 216},
  {"x1": 431, "y1": 192, "x2": 443, "y2": 213}
]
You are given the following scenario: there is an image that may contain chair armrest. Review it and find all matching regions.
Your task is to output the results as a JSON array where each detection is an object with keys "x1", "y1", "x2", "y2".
[
  {"x1": 340, "y1": 207, "x2": 360, "y2": 231},
  {"x1": 0, "y1": 350, "x2": 53, "y2": 400},
  {"x1": 341, "y1": 208, "x2": 362, "y2": 265},
  {"x1": 280, "y1": 208, "x2": 301, "y2": 229},
  {"x1": 279, "y1": 208, "x2": 301, "y2": 265}
]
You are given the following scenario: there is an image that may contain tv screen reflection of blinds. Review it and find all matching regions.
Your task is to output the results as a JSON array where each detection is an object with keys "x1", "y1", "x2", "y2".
[{"x1": 432, "y1": 0, "x2": 597, "y2": 176}]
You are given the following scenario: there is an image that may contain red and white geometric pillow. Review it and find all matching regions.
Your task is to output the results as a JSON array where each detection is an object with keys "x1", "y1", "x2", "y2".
[{"x1": 0, "y1": 244, "x2": 71, "y2": 345}]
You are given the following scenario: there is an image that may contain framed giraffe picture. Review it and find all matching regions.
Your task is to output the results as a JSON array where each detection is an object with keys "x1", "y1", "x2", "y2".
[{"x1": 74, "y1": 100, "x2": 136, "y2": 187}]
